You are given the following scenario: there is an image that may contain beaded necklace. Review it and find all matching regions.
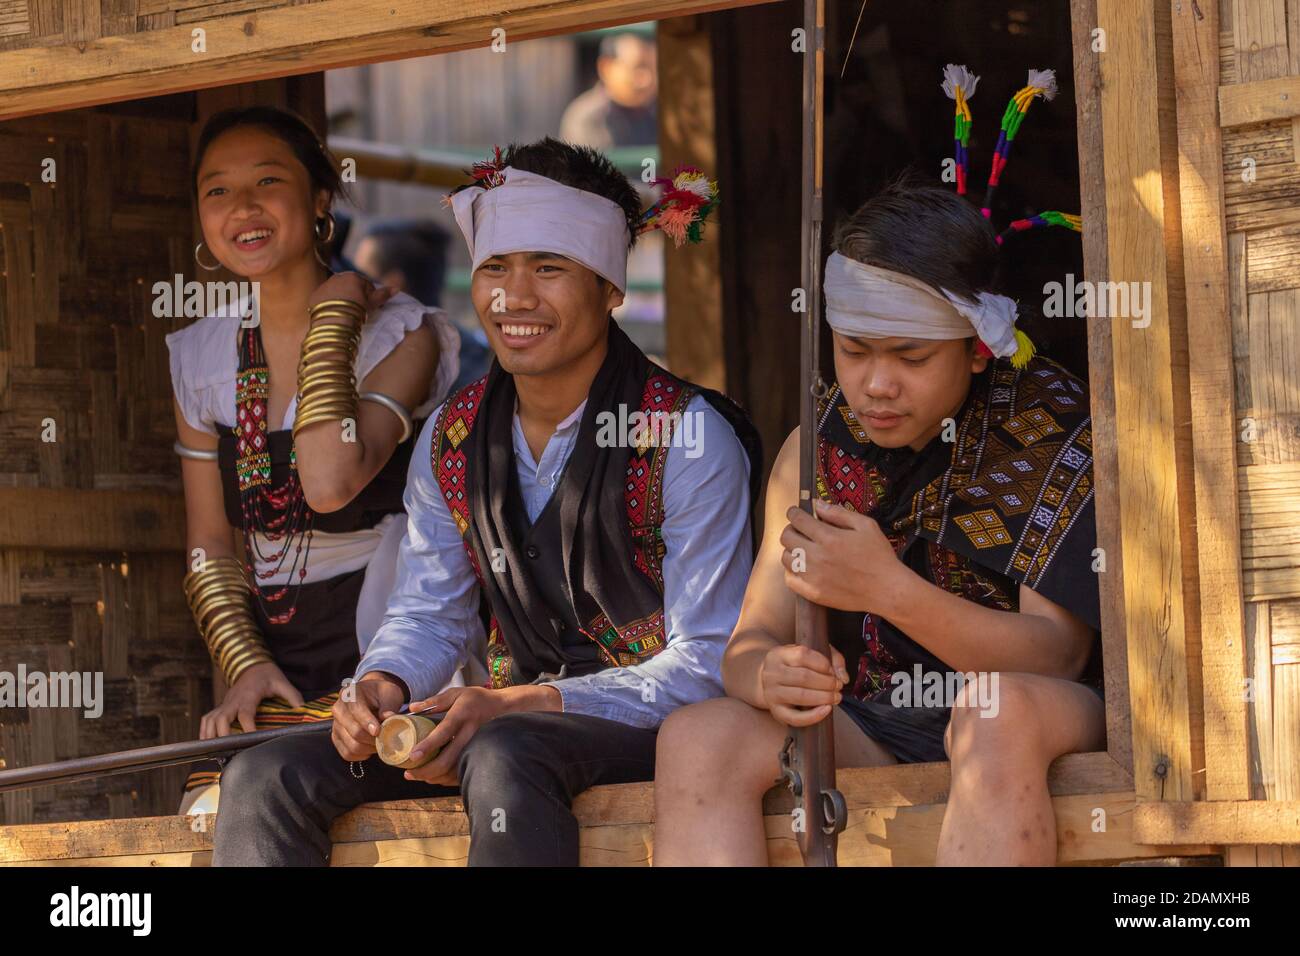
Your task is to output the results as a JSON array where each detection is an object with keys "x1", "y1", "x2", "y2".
[{"x1": 233, "y1": 321, "x2": 314, "y2": 625}]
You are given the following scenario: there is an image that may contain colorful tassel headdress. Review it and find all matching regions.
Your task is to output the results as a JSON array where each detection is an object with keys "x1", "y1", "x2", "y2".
[
  {"x1": 636, "y1": 166, "x2": 720, "y2": 247},
  {"x1": 941, "y1": 64, "x2": 979, "y2": 197},
  {"x1": 996, "y1": 209, "x2": 1081, "y2": 246},
  {"x1": 981, "y1": 67, "x2": 1058, "y2": 218},
  {"x1": 934, "y1": 65, "x2": 1080, "y2": 368}
]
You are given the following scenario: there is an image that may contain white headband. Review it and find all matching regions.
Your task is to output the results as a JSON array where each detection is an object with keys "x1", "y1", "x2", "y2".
[
  {"x1": 823, "y1": 251, "x2": 1020, "y2": 358},
  {"x1": 447, "y1": 166, "x2": 631, "y2": 293}
]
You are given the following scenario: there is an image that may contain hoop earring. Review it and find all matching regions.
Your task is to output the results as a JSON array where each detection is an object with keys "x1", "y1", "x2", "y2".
[
  {"x1": 194, "y1": 241, "x2": 222, "y2": 272},
  {"x1": 314, "y1": 212, "x2": 337, "y2": 244},
  {"x1": 314, "y1": 244, "x2": 332, "y2": 269}
]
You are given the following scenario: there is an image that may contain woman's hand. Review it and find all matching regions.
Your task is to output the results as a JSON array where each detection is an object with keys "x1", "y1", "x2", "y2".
[
  {"x1": 199, "y1": 662, "x2": 304, "y2": 739},
  {"x1": 757, "y1": 643, "x2": 850, "y2": 727},
  {"x1": 307, "y1": 270, "x2": 396, "y2": 319}
]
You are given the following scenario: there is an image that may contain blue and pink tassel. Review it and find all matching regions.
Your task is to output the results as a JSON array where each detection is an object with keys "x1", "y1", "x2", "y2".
[
  {"x1": 996, "y1": 210, "x2": 1081, "y2": 245},
  {"x1": 980, "y1": 68, "x2": 1058, "y2": 218}
]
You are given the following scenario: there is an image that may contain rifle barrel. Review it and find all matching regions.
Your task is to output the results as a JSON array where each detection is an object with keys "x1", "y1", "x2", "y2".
[
  {"x1": 0, "y1": 721, "x2": 333, "y2": 795},
  {"x1": 791, "y1": 0, "x2": 843, "y2": 868}
]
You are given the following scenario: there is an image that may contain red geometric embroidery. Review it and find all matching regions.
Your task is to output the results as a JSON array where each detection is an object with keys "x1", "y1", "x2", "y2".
[{"x1": 432, "y1": 370, "x2": 688, "y2": 688}]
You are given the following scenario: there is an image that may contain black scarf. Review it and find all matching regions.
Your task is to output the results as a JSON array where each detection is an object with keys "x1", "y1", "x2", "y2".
[{"x1": 464, "y1": 322, "x2": 760, "y2": 683}]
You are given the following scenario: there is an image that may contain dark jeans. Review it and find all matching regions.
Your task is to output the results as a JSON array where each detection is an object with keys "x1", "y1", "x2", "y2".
[{"x1": 210, "y1": 711, "x2": 658, "y2": 866}]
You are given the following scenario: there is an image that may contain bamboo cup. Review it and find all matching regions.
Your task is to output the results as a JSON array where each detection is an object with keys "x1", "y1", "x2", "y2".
[{"x1": 375, "y1": 714, "x2": 443, "y2": 769}]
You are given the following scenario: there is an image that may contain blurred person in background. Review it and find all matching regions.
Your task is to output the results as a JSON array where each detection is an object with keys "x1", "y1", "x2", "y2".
[
  {"x1": 560, "y1": 32, "x2": 658, "y2": 149},
  {"x1": 355, "y1": 218, "x2": 492, "y2": 391}
]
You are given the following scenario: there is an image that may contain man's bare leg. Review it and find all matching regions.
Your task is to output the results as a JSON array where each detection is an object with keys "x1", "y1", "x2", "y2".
[
  {"x1": 936, "y1": 672, "x2": 1106, "y2": 866},
  {"x1": 653, "y1": 697, "x2": 895, "y2": 865}
]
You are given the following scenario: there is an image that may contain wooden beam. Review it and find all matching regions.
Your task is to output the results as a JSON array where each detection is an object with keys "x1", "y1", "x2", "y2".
[
  {"x1": 1135, "y1": 799, "x2": 1300, "y2": 844},
  {"x1": 4, "y1": 778, "x2": 1191, "y2": 866},
  {"x1": 0, "y1": 0, "x2": 774, "y2": 122},
  {"x1": 1219, "y1": 73, "x2": 1300, "y2": 128},
  {"x1": 0, "y1": 753, "x2": 1134, "y2": 863},
  {"x1": 326, "y1": 136, "x2": 471, "y2": 190},
  {"x1": 0, "y1": 488, "x2": 186, "y2": 551},
  {"x1": 1096, "y1": 0, "x2": 1196, "y2": 801},
  {"x1": 1172, "y1": 0, "x2": 1251, "y2": 801},
  {"x1": 1071, "y1": 0, "x2": 1132, "y2": 775},
  {"x1": 325, "y1": 792, "x2": 1202, "y2": 867}
]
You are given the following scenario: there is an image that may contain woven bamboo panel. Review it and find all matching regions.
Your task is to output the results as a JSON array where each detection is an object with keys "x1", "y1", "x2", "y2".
[
  {"x1": 0, "y1": 73, "x2": 326, "y2": 824},
  {"x1": 1220, "y1": 0, "x2": 1300, "y2": 829},
  {"x1": 0, "y1": 99, "x2": 215, "y2": 825}
]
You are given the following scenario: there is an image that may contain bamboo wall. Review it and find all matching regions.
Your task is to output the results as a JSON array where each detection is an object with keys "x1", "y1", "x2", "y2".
[
  {"x1": 1218, "y1": 0, "x2": 1300, "y2": 821},
  {"x1": 0, "y1": 77, "x2": 323, "y2": 826},
  {"x1": 0, "y1": 95, "x2": 206, "y2": 825}
]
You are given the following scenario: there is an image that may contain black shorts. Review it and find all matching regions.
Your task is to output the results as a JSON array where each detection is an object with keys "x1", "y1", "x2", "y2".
[{"x1": 838, "y1": 679, "x2": 1106, "y2": 765}]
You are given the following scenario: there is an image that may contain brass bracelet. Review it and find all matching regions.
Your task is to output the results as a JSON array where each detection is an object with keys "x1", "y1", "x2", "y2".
[
  {"x1": 300, "y1": 344, "x2": 360, "y2": 363},
  {"x1": 309, "y1": 299, "x2": 367, "y2": 317},
  {"x1": 295, "y1": 337, "x2": 360, "y2": 438},
  {"x1": 293, "y1": 408, "x2": 358, "y2": 426},
  {"x1": 295, "y1": 397, "x2": 358, "y2": 414},
  {"x1": 307, "y1": 316, "x2": 364, "y2": 329},
  {"x1": 183, "y1": 559, "x2": 272, "y2": 686},
  {"x1": 293, "y1": 408, "x2": 359, "y2": 435},
  {"x1": 301, "y1": 325, "x2": 361, "y2": 343},
  {"x1": 296, "y1": 371, "x2": 356, "y2": 390}
]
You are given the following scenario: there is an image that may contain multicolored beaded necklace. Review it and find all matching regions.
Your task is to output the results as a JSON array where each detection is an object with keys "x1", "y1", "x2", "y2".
[{"x1": 233, "y1": 321, "x2": 314, "y2": 625}]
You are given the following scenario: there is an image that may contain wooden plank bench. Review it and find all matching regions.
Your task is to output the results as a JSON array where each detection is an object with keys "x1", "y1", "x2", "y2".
[{"x1": 0, "y1": 754, "x2": 1219, "y2": 866}]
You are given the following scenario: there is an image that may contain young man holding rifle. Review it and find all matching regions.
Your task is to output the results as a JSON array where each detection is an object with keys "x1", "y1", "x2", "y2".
[{"x1": 653, "y1": 175, "x2": 1106, "y2": 866}]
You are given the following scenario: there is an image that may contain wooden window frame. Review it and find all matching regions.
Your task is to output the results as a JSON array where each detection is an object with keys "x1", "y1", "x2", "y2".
[{"x1": 6, "y1": 0, "x2": 1281, "y2": 855}]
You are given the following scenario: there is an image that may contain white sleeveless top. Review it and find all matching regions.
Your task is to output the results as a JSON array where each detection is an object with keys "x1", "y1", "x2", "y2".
[{"x1": 164, "y1": 289, "x2": 461, "y2": 652}]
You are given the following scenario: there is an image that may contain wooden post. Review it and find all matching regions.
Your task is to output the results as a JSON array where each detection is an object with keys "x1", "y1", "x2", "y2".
[
  {"x1": 1171, "y1": 0, "x2": 1251, "y2": 803},
  {"x1": 657, "y1": 15, "x2": 726, "y2": 390},
  {"x1": 1096, "y1": 0, "x2": 1197, "y2": 803},
  {"x1": 1070, "y1": 0, "x2": 1133, "y2": 775}
]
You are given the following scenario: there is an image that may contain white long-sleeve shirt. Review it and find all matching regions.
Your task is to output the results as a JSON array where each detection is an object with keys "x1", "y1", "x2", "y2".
[{"x1": 356, "y1": 391, "x2": 753, "y2": 729}]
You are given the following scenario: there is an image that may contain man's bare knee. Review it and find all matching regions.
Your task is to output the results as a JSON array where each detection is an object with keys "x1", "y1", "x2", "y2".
[
  {"x1": 657, "y1": 697, "x2": 785, "y2": 793},
  {"x1": 946, "y1": 672, "x2": 1101, "y2": 770}
]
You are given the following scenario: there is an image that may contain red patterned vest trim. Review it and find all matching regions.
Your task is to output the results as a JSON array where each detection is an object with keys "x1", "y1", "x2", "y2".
[{"x1": 431, "y1": 370, "x2": 694, "y2": 688}]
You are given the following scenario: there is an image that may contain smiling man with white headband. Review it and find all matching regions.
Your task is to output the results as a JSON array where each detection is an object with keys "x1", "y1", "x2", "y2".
[
  {"x1": 654, "y1": 175, "x2": 1107, "y2": 867},
  {"x1": 211, "y1": 137, "x2": 762, "y2": 867}
]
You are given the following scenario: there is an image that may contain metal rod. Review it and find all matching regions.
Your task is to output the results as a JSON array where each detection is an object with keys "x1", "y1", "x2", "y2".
[{"x1": 0, "y1": 721, "x2": 334, "y2": 795}]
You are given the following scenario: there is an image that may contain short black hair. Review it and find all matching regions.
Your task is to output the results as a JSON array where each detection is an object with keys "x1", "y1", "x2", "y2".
[
  {"x1": 454, "y1": 137, "x2": 642, "y2": 250},
  {"x1": 361, "y1": 219, "x2": 451, "y2": 307},
  {"x1": 193, "y1": 106, "x2": 348, "y2": 207},
  {"x1": 598, "y1": 32, "x2": 651, "y2": 60},
  {"x1": 831, "y1": 171, "x2": 999, "y2": 302}
]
